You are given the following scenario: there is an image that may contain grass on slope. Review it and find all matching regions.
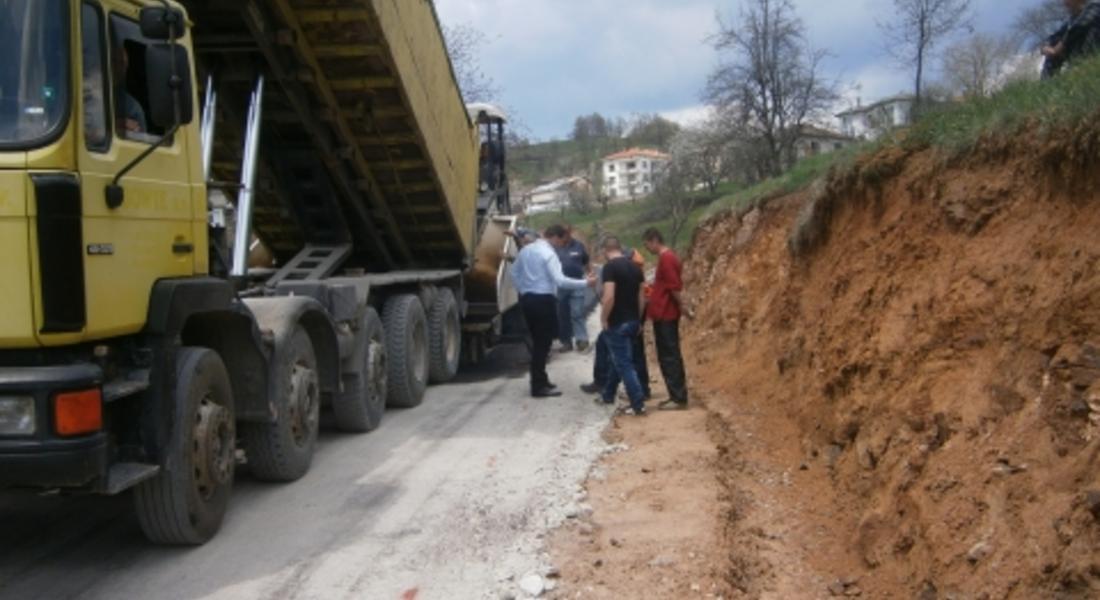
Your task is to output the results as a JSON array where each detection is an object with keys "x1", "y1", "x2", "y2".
[{"x1": 908, "y1": 55, "x2": 1100, "y2": 152}]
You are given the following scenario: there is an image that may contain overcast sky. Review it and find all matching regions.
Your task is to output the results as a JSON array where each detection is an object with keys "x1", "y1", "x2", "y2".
[{"x1": 434, "y1": 0, "x2": 1045, "y2": 140}]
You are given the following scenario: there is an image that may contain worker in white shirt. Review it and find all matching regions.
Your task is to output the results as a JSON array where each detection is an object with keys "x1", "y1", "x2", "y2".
[{"x1": 511, "y1": 225, "x2": 597, "y2": 397}]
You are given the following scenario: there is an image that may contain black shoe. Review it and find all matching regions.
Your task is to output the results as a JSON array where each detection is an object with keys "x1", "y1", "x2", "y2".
[
  {"x1": 532, "y1": 386, "x2": 563, "y2": 398},
  {"x1": 580, "y1": 382, "x2": 603, "y2": 394},
  {"x1": 576, "y1": 341, "x2": 590, "y2": 352}
]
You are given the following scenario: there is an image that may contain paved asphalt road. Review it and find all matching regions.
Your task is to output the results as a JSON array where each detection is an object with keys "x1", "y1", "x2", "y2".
[{"x1": 0, "y1": 344, "x2": 610, "y2": 600}]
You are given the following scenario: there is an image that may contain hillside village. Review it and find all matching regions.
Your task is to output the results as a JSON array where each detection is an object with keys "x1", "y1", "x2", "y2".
[{"x1": 509, "y1": 92, "x2": 925, "y2": 222}]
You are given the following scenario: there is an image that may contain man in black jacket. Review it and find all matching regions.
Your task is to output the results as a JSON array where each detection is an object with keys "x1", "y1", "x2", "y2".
[{"x1": 1043, "y1": 0, "x2": 1100, "y2": 76}]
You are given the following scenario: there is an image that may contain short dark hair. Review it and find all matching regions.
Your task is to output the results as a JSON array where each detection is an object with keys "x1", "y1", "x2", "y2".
[
  {"x1": 643, "y1": 228, "x2": 664, "y2": 244},
  {"x1": 602, "y1": 236, "x2": 623, "y2": 251},
  {"x1": 544, "y1": 224, "x2": 568, "y2": 239}
]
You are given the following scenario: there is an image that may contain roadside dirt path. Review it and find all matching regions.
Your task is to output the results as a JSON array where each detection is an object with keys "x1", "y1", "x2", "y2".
[{"x1": 547, "y1": 383, "x2": 730, "y2": 600}]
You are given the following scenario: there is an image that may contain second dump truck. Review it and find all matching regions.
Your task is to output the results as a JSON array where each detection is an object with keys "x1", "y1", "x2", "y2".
[{"x1": 0, "y1": 0, "x2": 518, "y2": 544}]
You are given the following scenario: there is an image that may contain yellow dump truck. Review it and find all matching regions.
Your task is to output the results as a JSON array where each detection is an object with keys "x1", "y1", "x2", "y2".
[{"x1": 0, "y1": 0, "x2": 518, "y2": 544}]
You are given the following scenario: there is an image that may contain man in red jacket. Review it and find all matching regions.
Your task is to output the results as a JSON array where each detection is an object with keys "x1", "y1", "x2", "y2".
[{"x1": 643, "y1": 228, "x2": 689, "y2": 410}]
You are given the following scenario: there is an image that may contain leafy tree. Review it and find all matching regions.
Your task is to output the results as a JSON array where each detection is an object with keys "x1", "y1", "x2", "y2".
[
  {"x1": 626, "y1": 114, "x2": 681, "y2": 150},
  {"x1": 879, "y1": 0, "x2": 972, "y2": 107}
]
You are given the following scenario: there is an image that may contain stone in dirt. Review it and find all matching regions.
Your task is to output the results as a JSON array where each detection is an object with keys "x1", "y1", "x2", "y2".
[
  {"x1": 967, "y1": 541, "x2": 992, "y2": 564},
  {"x1": 648, "y1": 554, "x2": 677, "y2": 568},
  {"x1": 518, "y1": 573, "x2": 545, "y2": 597},
  {"x1": 1085, "y1": 490, "x2": 1100, "y2": 521}
]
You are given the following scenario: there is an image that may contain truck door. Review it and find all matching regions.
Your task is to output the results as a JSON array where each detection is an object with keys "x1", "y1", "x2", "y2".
[{"x1": 71, "y1": 2, "x2": 197, "y2": 344}]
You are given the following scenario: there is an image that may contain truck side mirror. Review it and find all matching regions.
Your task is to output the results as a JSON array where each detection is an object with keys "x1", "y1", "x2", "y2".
[
  {"x1": 146, "y1": 43, "x2": 194, "y2": 127},
  {"x1": 139, "y1": 6, "x2": 185, "y2": 41}
]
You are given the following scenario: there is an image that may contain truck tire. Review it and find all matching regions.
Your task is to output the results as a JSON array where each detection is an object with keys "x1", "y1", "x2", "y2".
[
  {"x1": 428, "y1": 288, "x2": 461, "y2": 383},
  {"x1": 134, "y1": 347, "x2": 235, "y2": 545},
  {"x1": 242, "y1": 326, "x2": 320, "y2": 482},
  {"x1": 383, "y1": 294, "x2": 429, "y2": 408},
  {"x1": 333, "y1": 307, "x2": 387, "y2": 432}
]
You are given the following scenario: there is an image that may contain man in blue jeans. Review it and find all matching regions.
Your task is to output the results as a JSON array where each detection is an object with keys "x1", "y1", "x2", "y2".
[
  {"x1": 595, "y1": 237, "x2": 647, "y2": 416},
  {"x1": 556, "y1": 227, "x2": 591, "y2": 352}
]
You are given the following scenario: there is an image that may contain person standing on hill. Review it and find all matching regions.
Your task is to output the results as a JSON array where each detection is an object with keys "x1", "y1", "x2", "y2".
[
  {"x1": 595, "y1": 237, "x2": 648, "y2": 416},
  {"x1": 1042, "y1": 0, "x2": 1100, "y2": 75},
  {"x1": 511, "y1": 225, "x2": 595, "y2": 398},
  {"x1": 555, "y1": 226, "x2": 591, "y2": 352},
  {"x1": 643, "y1": 228, "x2": 690, "y2": 410}
]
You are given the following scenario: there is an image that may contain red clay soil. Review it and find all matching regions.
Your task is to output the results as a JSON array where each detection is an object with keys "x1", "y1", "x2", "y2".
[{"x1": 681, "y1": 128, "x2": 1100, "y2": 599}]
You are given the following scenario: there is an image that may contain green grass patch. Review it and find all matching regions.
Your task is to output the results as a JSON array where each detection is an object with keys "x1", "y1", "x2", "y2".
[
  {"x1": 908, "y1": 55, "x2": 1100, "y2": 152},
  {"x1": 702, "y1": 147, "x2": 865, "y2": 220},
  {"x1": 524, "y1": 192, "x2": 719, "y2": 255}
]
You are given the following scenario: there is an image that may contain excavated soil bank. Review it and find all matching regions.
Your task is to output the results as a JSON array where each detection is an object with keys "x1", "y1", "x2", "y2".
[{"x1": 683, "y1": 126, "x2": 1100, "y2": 599}]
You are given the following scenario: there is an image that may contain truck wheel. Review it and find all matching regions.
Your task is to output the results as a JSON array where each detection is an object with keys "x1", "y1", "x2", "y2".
[
  {"x1": 243, "y1": 326, "x2": 320, "y2": 481},
  {"x1": 133, "y1": 347, "x2": 235, "y2": 545},
  {"x1": 428, "y1": 288, "x2": 461, "y2": 383},
  {"x1": 333, "y1": 307, "x2": 387, "y2": 432},
  {"x1": 383, "y1": 294, "x2": 429, "y2": 408}
]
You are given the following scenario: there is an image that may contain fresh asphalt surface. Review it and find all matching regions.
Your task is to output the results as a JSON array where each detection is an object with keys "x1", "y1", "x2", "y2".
[{"x1": 0, "y1": 342, "x2": 611, "y2": 600}]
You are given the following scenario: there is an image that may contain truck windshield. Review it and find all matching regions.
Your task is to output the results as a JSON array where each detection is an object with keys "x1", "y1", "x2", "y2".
[{"x1": 0, "y1": 0, "x2": 70, "y2": 149}]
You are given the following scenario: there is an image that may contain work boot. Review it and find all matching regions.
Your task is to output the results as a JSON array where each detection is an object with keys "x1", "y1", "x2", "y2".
[
  {"x1": 532, "y1": 385, "x2": 563, "y2": 398},
  {"x1": 658, "y1": 399, "x2": 688, "y2": 411},
  {"x1": 576, "y1": 340, "x2": 590, "y2": 352},
  {"x1": 580, "y1": 382, "x2": 603, "y2": 394}
]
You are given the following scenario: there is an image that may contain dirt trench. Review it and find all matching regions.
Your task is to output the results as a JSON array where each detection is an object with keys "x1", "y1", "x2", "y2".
[{"x1": 681, "y1": 127, "x2": 1100, "y2": 599}]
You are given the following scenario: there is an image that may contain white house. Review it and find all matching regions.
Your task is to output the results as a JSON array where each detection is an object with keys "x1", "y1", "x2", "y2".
[
  {"x1": 836, "y1": 95, "x2": 915, "y2": 140},
  {"x1": 523, "y1": 176, "x2": 588, "y2": 215},
  {"x1": 793, "y1": 125, "x2": 855, "y2": 160},
  {"x1": 601, "y1": 148, "x2": 671, "y2": 201}
]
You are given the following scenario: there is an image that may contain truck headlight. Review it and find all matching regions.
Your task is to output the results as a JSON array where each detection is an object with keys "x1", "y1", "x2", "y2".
[{"x1": 0, "y1": 396, "x2": 36, "y2": 436}]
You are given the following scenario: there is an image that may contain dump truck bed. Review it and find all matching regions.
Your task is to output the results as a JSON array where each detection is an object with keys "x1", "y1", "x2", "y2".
[{"x1": 182, "y1": 0, "x2": 478, "y2": 271}]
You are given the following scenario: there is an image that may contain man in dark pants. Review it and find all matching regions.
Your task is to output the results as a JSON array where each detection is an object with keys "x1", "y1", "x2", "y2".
[
  {"x1": 511, "y1": 225, "x2": 594, "y2": 397},
  {"x1": 595, "y1": 237, "x2": 648, "y2": 416},
  {"x1": 581, "y1": 248, "x2": 650, "y2": 398},
  {"x1": 643, "y1": 228, "x2": 689, "y2": 410}
]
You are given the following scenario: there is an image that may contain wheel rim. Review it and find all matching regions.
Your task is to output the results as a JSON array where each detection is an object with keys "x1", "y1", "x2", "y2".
[
  {"x1": 288, "y1": 363, "x2": 319, "y2": 447},
  {"x1": 192, "y1": 394, "x2": 234, "y2": 502}
]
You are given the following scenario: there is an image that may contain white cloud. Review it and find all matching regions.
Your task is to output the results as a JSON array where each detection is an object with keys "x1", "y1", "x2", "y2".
[{"x1": 660, "y1": 104, "x2": 713, "y2": 128}]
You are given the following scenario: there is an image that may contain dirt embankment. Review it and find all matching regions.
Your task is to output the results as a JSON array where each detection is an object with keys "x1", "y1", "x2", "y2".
[{"x1": 684, "y1": 127, "x2": 1100, "y2": 599}]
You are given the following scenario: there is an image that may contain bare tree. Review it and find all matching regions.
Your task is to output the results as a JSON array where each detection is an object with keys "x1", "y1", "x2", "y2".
[
  {"x1": 442, "y1": 24, "x2": 501, "y2": 104},
  {"x1": 941, "y1": 33, "x2": 1018, "y2": 98},
  {"x1": 879, "y1": 0, "x2": 972, "y2": 107},
  {"x1": 1013, "y1": 0, "x2": 1066, "y2": 50},
  {"x1": 705, "y1": 0, "x2": 837, "y2": 179},
  {"x1": 567, "y1": 179, "x2": 596, "y2": 215}
]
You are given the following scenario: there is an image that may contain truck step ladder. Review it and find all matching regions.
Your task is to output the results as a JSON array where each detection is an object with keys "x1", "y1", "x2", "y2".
[{"x1": 267, "y1": 244, "x2": 353, "y2": 287}]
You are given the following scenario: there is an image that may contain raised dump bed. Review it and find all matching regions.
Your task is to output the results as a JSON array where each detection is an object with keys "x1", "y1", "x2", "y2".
[{"x1": 183, "y1": 0, "x2": 479, "y2": 270}]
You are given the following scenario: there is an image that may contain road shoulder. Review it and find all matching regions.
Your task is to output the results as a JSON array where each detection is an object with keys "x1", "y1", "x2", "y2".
[{"x1": 546, "y1": 398, "x2": 730, "y2": 599}]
